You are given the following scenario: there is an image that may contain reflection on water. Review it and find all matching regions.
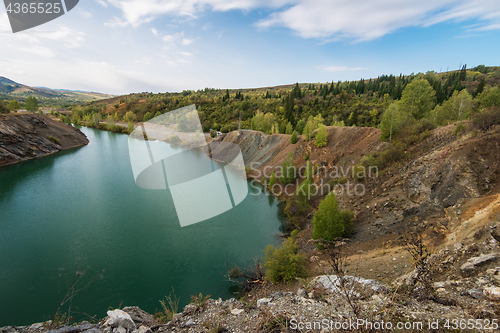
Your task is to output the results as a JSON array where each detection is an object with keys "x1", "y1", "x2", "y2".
[{"x1": 0, "y1": 127, "x2": 282, "y2": 326}]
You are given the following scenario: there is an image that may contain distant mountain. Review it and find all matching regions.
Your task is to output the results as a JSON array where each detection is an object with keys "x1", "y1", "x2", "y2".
[{"x1": 0, "y1": 76, "x2": 115, "y2": 103}]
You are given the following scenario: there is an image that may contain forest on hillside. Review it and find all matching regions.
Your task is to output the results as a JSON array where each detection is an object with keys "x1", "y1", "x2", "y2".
[{"x1": 72, "y1": 65, "x2": 500, "y2": 138}]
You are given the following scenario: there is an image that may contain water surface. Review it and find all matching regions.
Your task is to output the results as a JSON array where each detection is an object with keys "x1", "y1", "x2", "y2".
[{"x1": 0, "y1": 127, "x2": 282, "y2": 326}]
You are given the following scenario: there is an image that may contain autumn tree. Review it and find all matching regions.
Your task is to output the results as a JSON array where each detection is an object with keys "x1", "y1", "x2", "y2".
[
  {"x1": 398, "y1": 79, "x2": 436, "y2": 120},
  {"x1": 7, "y1": 100, "x2": 20, "y2": 111},
  {"x1": 431, "y1": 89, "x2": 473, "y2": 125},
  {"x1": 315, "y1": 124, "x2": 328, "y2": 147},
  {"x1": 379, "y1": 102, "x2": 408, "y2": 142}
]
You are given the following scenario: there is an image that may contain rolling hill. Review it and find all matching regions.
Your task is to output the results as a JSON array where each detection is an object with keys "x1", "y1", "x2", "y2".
[{"x1": 0, "y1": 76, "x2": 115, "y2": 104}]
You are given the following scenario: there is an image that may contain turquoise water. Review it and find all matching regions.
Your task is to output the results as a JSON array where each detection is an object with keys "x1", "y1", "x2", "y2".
[{"x1": 0, "y1": 127, "x2": 283, "y2": 326}]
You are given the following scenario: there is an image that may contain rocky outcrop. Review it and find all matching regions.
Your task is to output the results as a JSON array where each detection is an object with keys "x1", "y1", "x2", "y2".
[{"x1": 0, "y1": 114, "x2": 88, "y2": 167}]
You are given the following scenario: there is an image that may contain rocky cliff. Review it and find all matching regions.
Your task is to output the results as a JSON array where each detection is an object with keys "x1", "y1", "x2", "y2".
[{"x1": 0, "y1": 114, "x2": 89, "y2": 167}]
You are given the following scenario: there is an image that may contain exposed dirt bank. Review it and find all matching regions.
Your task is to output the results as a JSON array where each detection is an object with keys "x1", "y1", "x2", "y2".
[{"x1": 0, "y1": 114, "x2": 89, "y2": 167}]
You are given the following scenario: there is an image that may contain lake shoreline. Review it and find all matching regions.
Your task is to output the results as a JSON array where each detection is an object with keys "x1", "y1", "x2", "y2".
[{"x1": 0, "y1": 114, "x2": 89, "y2": 167}]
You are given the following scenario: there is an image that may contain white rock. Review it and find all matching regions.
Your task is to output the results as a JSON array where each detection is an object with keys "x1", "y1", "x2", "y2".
[
  {"x1": 231, "y1": 309, "x2": 244, "y2": 315},
  {"x1": 461, "y1": 253, "x2": 499, "y2": 272},
  {"x1": 436, "y1": 288, "x2": 446, "y2": 295},
  {"x1": 257, "y1": 298, "x2": 272, "y2": 308},
  {"x1": 137, "y1": 326, "x2": 152, "y2": 333},
  {"x1": 484, "y1": 287, "x2": 500, "y2": 300},
  {"x1": 297, "y1": 288, "x2": 306, "y2": 297},
  {"x1": 114, "y1": 327, "x2": 127, "y2": 333},
  {"x1": 185, "y1": 319, "x2": 196, "y2": 326},
  {"x1": 104, "y1": 309, "x2": 136, "y2": 331},
  {"x1": 314, "y1": 275, "x2": 387, "y2": 293}
]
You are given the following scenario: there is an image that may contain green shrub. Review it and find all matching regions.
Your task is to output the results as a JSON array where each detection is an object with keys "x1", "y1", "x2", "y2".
[
  {"x1": 165, "y1": 134, "x2": 183, "y2": 145},
  {"x1": 191, "y1": 293, "x2": 211, "y2": 308},
  {"x1": 279, "y1": 152, "x2": 296, "y2": 184},
  {"x1": 290, "y1": 229, "x2": 299, "y2": 239},
  {"x1": 48, "y1": 136, "x2": 60, "y2": 145},
  {"x1": 454, "y1": 122, "x2": 466, "y2": 137},
  {"x1": 0, "y1": 100, "x2": 10, "y2": 113},
  {"x1": 473, "y1": 106, "x2": 500, "y2": 131},
  {"x1": 290, "y1": 130, "x2": 298, "y2": 144},
  {"x1": 156, "y1": 288, "x2": 179, "y2": 323},
  {"x1": 315, "y1": 124, "x2": 328, "y2": 147},
  {"x1": 268, "y1": 171, "x2": 277, "y2": 188},
  {"x1": 312, "y1": 192, "x2": 354, "y2": 243},
  {"x1": 264, "y1": 238, "x2": 307, "y2": 283}
]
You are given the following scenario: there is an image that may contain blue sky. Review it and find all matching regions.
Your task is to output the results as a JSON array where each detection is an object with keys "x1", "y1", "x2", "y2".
[{"x1": 1, "y1": 0, "x2": 499, "y2": 95}]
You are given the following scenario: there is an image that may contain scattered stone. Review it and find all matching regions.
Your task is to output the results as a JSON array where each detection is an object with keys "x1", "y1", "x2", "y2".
[
  {"x1": 315, "y1": 275, "x2": 388, "y2": 294},
  {"x1": 484, "y1": 287, "x2": 500, "y2": 300},
  {"x1": 135, "y1": 326, "x2": 152, "y2": 333},
  {"x1": 82, "y1": 329, "x2": 102, "y2": 333},
  {"x1": 256, "y1": 298, "x2": 271, "y2": 308},
  {"x1": 460, "y1": 253, "x2": 499, "y2": 273},
  {"x1": 185, "y1": 319, "x2": 196, "y2": 327},
  {"x1": 469, "y1": 289, "x2": 483, "y2": 299},
  {"x1": 491, "y1": 223, "x2": 500, "y2": 242},
  {"x1": 231, "y1": 309, "x2": 244, "y2": 315},
  {"x1": 297, "y1": 288, "x2": 306, "y2": 298},
  {"x1": 48, "y1": 323, "x2": 95, "y2": 333}
]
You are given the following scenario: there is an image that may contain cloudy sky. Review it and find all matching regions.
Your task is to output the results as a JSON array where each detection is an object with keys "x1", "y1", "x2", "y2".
[{"x1": 1, "y1": 0, "x2": 499, "y2": 94}]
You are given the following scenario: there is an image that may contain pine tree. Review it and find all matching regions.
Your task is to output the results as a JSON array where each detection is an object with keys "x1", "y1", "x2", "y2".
[
  {"x1": 279, "y1": 152, "x2": 296, "y2": 184},
  {"x1": 25, "y1": 96, "x2": 39, "y2": 113},
  {"x1": 0, "y1": 100, "x2": 8, "y2": 114},
  {"x1": 290, "y1": 130, "x2": 298, "y2": 144},
  {"x1": 474, "y1": 78, "x2": 485, "y2": 98},
  {"x1": 459, "y1": 64, "x2": 467, "y2": 81},
  {"x1": 312, "y1": 192, "x2": 353, "y2": 242},
  {"x1": 269, "y1": 171, "x2": 277, "y2": 189},
  {"x1": 295, "y1": 119, "x2": 306, "y2": 135}
]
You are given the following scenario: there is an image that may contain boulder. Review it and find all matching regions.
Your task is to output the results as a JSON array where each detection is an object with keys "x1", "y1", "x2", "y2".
[
  {"x1": 103, "y1": 310, "x2": 136, "y2": 332},
  {"x1": 122, "y1": 307, "x2": 154, "y2": 327},
  {"x1": 460, "y1": 253, "x2": 499, "y2": 273}
]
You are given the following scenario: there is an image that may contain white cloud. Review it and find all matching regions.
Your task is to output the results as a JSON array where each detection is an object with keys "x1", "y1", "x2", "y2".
[
  {"x1": 102, "y1": 0, "x2": 500, "y2": 41},
  {"x1": 162, "y1": 32, "x2": 186, "y2": 43},
  {"x1": 324, "y1": 66, "x2": 364, "y2": 72},
  {"x1": 21, "y1": 46, "x2": 55, "y2": 58},
  {"x1": 0, "y1": 24, "x2": 86, "y2": 49},
  {"x1": 179, "y1": 51, "x2": 193, "y2": 56},
  {"x1": 0, "y1": 12, "x2": 11, "y2": 32},
  {"x1": 104, "y1": 17, "x2": 131, "y2": 28},
  {"x1": 95, "y1": 0, "x2": 108, "y2": 8},
  {"x1": 103, "y1": 0, "x2": 291, "y2": 27},
  {"x1": 163, "y1": 34, "x2": 175, "y2": 42},
  {"x1": 151, "y1": 28, "x2": 158, "y2": 35},
  {"x1": 79, "y1": 10, "x2": 93, "y2": 19},
  {"x1": 181, "y1": 38, "x2": 193, "y2": 45},
  {"x1": 256, "y1": 0, "x2": 500, "y2": 41}
]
